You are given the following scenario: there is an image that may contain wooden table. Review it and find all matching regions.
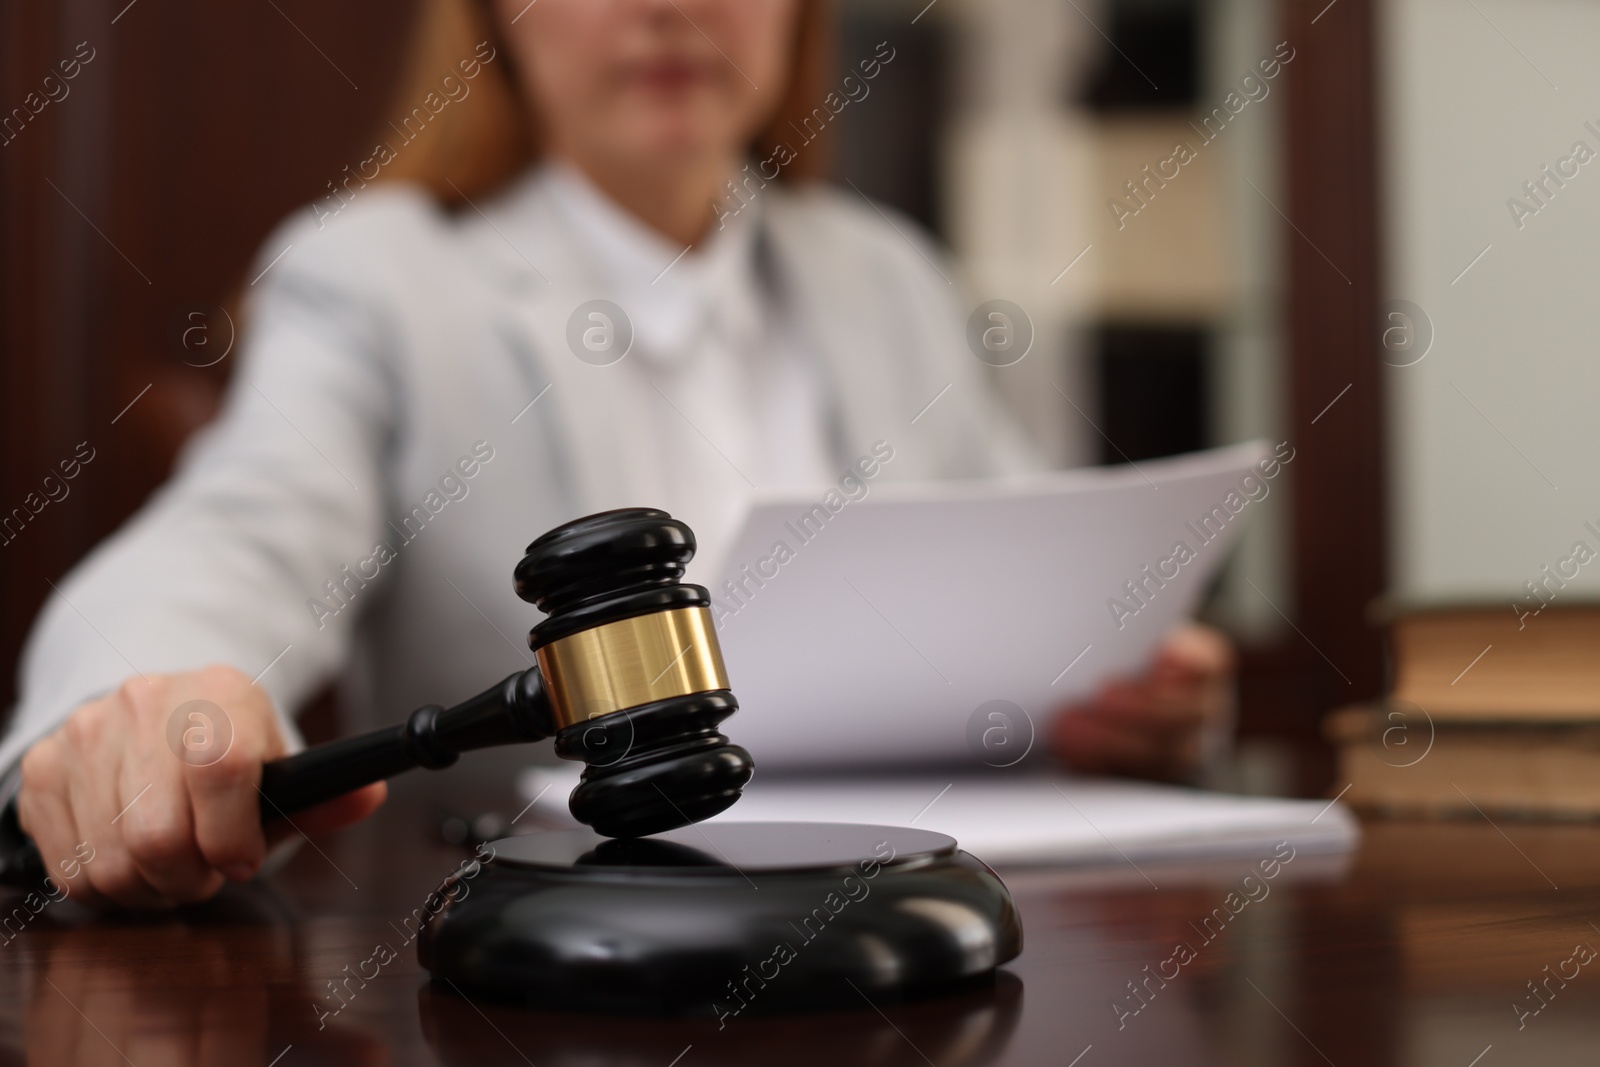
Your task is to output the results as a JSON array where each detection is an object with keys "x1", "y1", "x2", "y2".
[{"x1": 2, "y1": 774, "x2": 1598, "y2": 1066}]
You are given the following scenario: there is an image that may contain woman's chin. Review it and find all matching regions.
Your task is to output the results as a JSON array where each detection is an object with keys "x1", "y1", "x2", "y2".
[
  {"x1": 604, "y1": 99, "x2": 748, "y2": 159},
  {"x1": 607, "y1": 129, "x2": 739, "y2": 173}
]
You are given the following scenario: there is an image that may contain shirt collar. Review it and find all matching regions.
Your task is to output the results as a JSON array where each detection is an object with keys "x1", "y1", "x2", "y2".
[{"x1": 537, "y1": 160, "x2": 763, "y2": 367}]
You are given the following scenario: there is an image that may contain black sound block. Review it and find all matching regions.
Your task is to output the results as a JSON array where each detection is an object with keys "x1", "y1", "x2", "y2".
[{"x1": 417, "y1": 821, "x2": 1023, "y2": 1016}]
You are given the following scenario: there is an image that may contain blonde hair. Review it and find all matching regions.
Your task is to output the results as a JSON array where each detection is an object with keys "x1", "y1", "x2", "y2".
[{"x1": 378, "y1": 0, "x2": 836, "y2": 206}]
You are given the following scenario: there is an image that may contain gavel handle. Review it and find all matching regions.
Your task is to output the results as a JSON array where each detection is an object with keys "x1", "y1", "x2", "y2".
[
  {"x1": 258, "y1": 666, "x2": 552, "y2": 818},
  {"x1": 0, "y1": 666, "x2": 554, "y2": 888}
]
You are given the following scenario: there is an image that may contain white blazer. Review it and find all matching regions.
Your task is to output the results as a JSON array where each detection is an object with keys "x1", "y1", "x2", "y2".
[{"x1": 1, "y1": 168, "x2": 1039, "y2": 773}]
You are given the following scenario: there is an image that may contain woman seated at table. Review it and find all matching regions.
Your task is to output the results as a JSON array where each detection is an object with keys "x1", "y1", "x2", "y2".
[{"x1": 0, "y1": 0, "x2": 1233, "y2": 909}]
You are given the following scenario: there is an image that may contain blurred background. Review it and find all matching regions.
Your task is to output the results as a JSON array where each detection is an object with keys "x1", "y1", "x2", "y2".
[{"x1": 3, "y1": 0, "x2": 1596, "y2": 796}]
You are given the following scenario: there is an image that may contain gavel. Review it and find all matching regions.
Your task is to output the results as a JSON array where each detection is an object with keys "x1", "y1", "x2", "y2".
[{"x1": 0, "y1": 508, "x2": 754, "y2": 885}]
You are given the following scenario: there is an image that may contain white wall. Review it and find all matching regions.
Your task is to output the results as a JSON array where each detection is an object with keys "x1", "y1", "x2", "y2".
[{"x1": 1383, "y1": 0, "x2": 1600, "y2": 601}]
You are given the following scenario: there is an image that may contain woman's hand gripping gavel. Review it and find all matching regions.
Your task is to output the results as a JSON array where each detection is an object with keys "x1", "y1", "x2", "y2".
[{"x1": 2, "y1": 508, "x2": 754, "y2": 908}]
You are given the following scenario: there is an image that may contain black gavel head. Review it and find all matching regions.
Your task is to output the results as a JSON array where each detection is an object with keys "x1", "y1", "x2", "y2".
[{"x1": 515, "y1": 508, "x2": 753, "y2": 838}]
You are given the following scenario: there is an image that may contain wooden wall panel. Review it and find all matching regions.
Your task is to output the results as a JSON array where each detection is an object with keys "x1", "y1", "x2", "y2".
[
  {"x1": 1283, "y1": 0, "x2": 1386, "y2": 701},
  {"x1": 0, "y1": 0, "x2": 413, "y2": 710}
]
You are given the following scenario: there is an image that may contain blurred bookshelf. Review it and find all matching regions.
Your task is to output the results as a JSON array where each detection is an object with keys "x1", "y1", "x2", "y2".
[{"x1": 831, "y1": 0, "x2": 1336, "y2": 794}]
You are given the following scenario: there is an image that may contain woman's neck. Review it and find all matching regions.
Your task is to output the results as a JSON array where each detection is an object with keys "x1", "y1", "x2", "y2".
[{"x1": 557, "y1": 150, "x2": 734, "y2": 249}]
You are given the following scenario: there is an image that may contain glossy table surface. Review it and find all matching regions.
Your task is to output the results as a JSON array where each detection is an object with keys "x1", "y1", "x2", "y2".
[{"x1": 2, "y1": 773, "x2": 1598, "y2": 1067}]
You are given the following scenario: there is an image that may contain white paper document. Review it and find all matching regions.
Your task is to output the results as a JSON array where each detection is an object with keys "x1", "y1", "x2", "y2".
[
  {"x1": 516, "y1": 441, "x2": 1361, "y2": 871},
  {"x1": 517, "y1": 766, "x2": 1359, "y2": 868},
  {"x1": 699, "y1": 441, "x2": 1281, "y2": 768}
]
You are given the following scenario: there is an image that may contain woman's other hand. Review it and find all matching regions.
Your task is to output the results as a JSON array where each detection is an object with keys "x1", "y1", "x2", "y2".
[
  {"x1": 1051, "y1": 623, "x2": 1236, "y2": 783},
  {"x1": 16, "y1": 666, "x2": 385, "y2": 909}
]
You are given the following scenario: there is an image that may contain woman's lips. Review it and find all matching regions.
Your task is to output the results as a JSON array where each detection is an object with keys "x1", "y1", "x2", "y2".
[{"x1": 628, "y1": 58, "x2": 714, "y2": 92}]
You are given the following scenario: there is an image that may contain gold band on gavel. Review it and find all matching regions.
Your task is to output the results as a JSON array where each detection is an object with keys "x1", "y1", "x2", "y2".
[{"x1": 536, "y1": 606, "x2": 730, "y2": 729}]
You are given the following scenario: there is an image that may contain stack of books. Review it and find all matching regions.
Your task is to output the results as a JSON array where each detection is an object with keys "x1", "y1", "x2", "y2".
[{"x1": 1327, "y1": 603, "x2": 1600, "y2": 819}]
